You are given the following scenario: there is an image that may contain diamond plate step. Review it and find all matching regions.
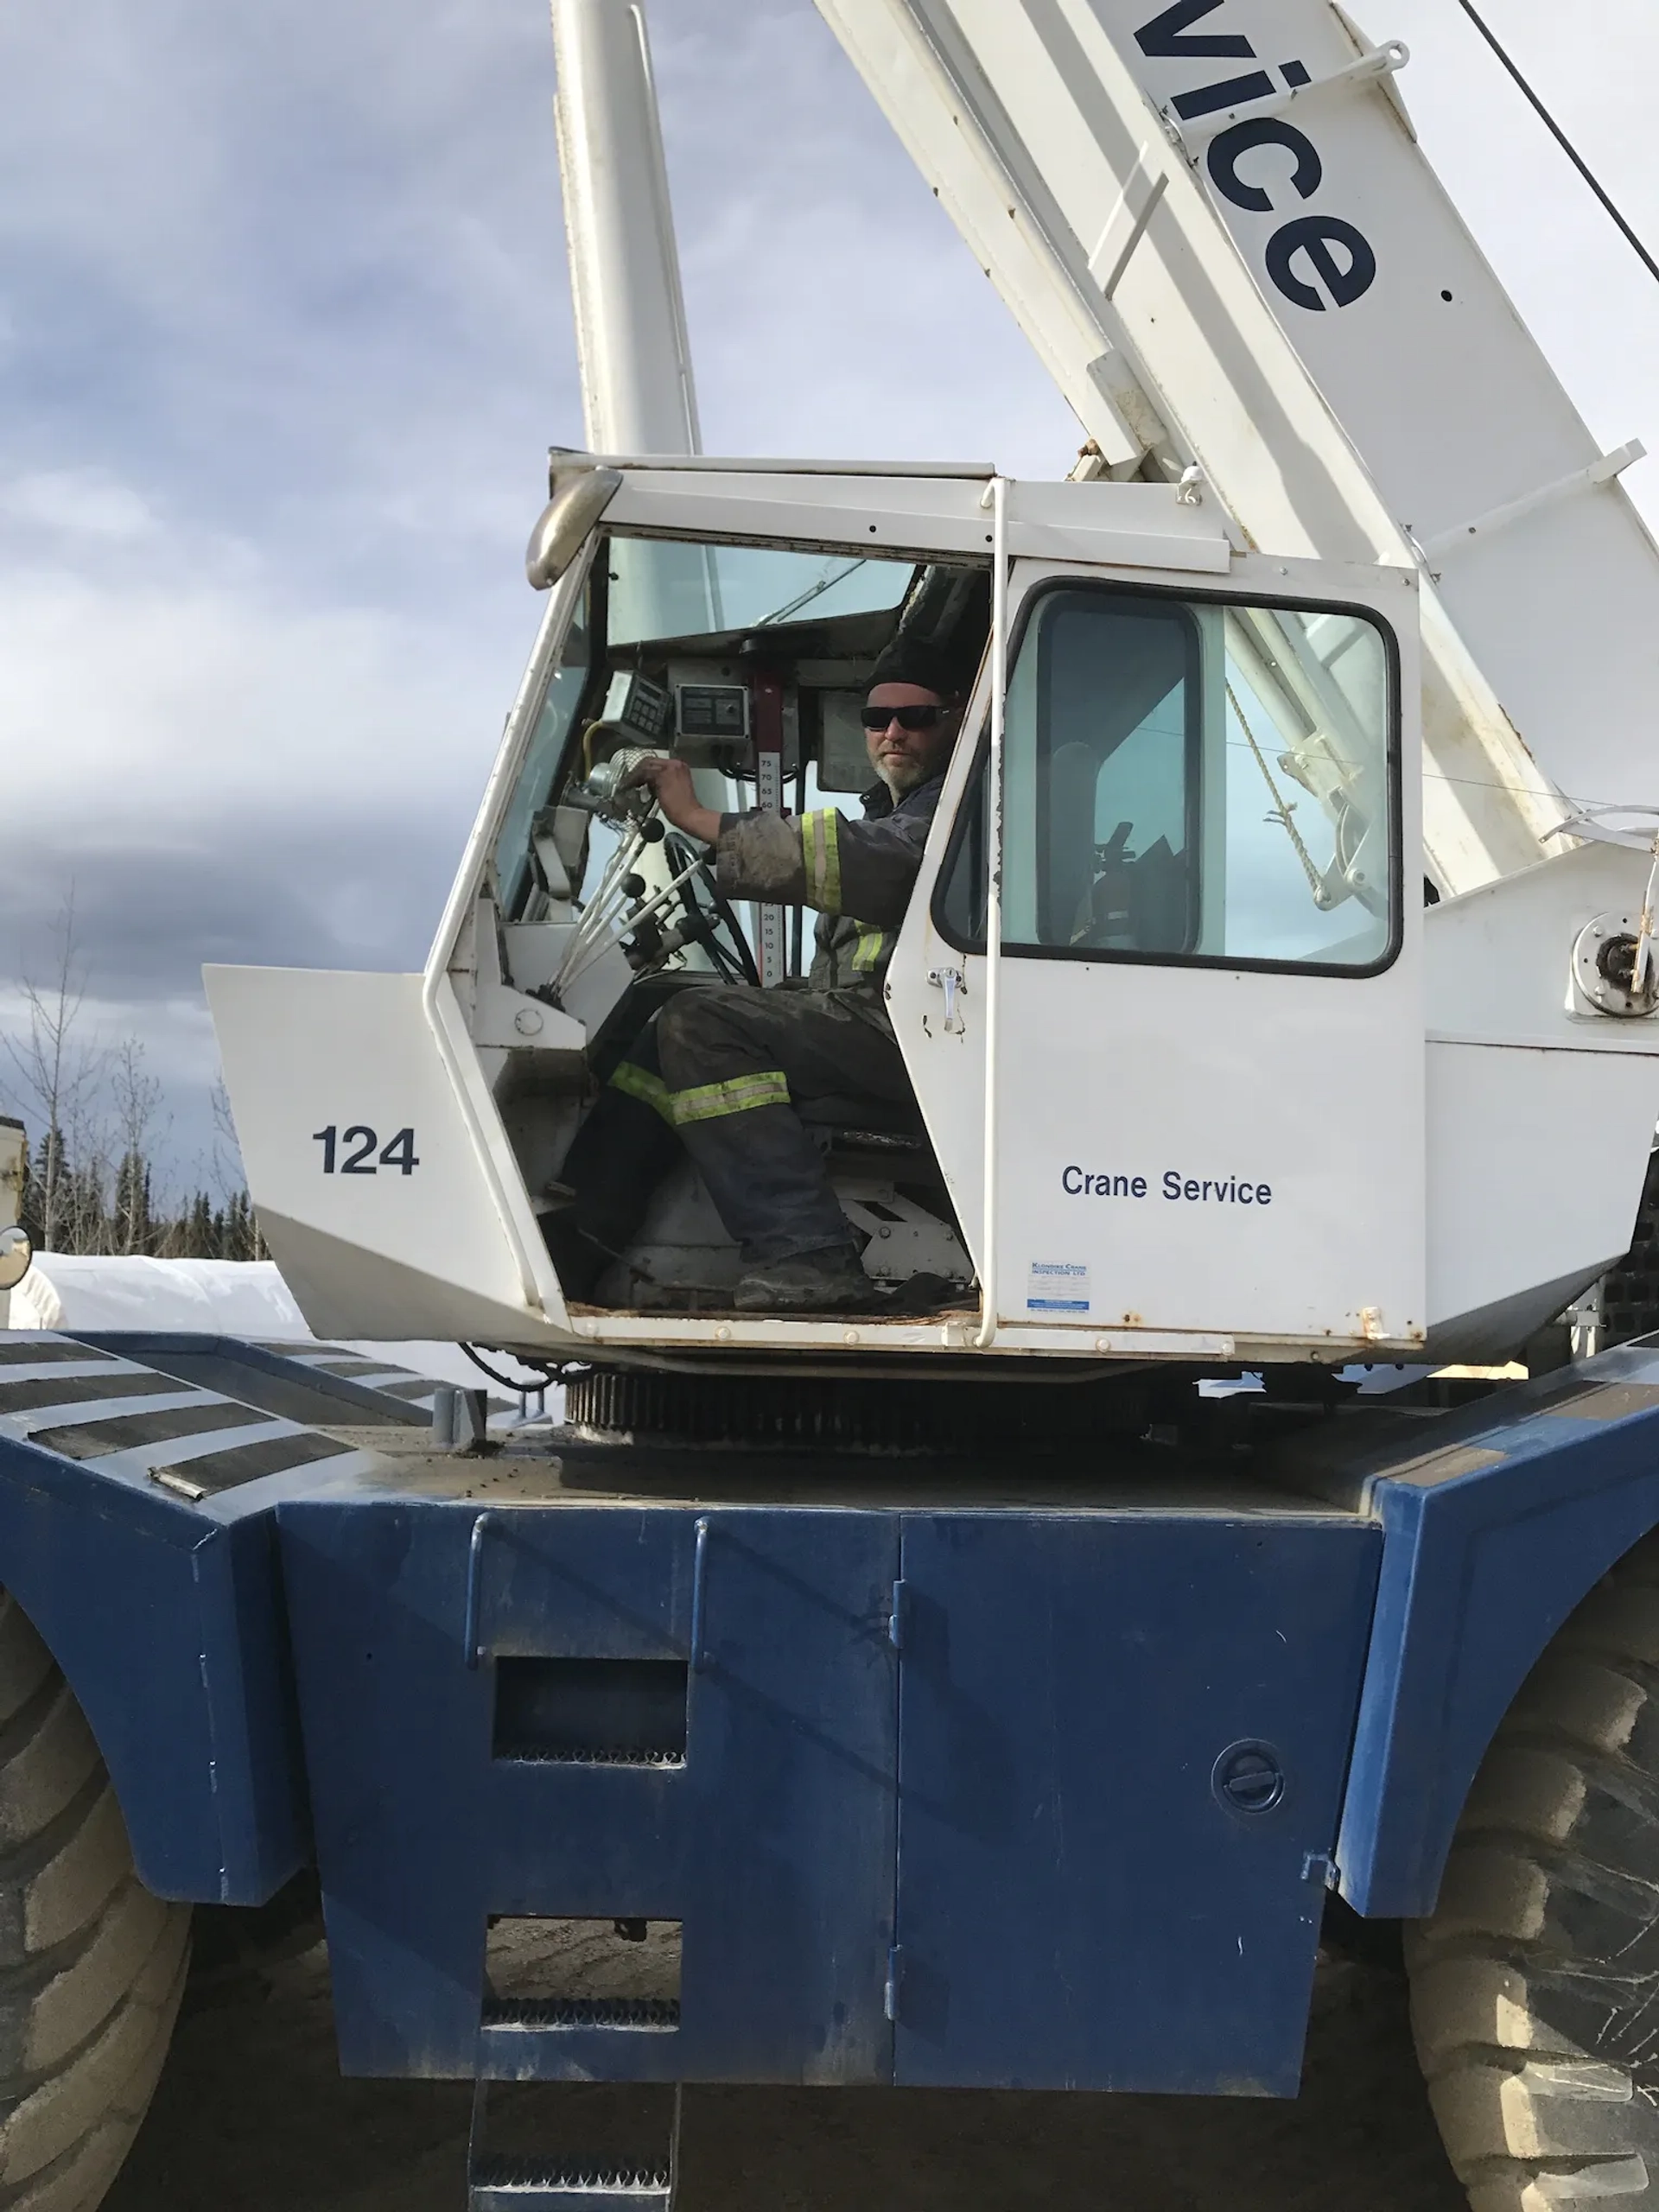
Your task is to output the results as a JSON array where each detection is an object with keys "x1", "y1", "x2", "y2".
[
  {"x1": 469, "y1": 2163, "x2": 671, "y2": 2210},
  {"x1": 467, "y1": 2082, "x2": 679, "y2": 2212}
]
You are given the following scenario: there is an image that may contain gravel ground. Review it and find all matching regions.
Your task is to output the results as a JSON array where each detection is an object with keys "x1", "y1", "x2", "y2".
[{"x1": 102, "y1": 1940, "x2": 1466, "y2": 2212}]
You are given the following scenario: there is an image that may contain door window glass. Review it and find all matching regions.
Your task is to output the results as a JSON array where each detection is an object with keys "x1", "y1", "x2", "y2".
[{"x1": 938, "y1": 584, "x2": 1396, "y2": 972}]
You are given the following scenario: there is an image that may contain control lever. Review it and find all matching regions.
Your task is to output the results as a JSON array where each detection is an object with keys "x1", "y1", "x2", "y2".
[{"x1": 565, "y1": 747, "x2": 670, "y2": 827}]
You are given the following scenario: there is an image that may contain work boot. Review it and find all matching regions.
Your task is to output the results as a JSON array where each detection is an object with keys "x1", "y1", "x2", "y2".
[{"x1": 734, "y1": 1245, "x2": 873, "y2": 1314}]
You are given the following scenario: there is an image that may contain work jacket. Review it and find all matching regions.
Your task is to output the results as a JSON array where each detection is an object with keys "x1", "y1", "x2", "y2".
[{"x1": 715, "y1": 774, "x2": 946, "y2": 1027}]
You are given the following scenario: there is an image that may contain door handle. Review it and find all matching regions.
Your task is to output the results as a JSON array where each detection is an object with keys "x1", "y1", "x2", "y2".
[{"x1": 929, "y1": 966, "x2": 966, "y2": 1033}]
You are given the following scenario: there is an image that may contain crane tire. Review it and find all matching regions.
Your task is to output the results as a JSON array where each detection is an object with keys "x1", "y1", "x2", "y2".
[
  {"x1": 0, "y1": 1594, "x2": 189, "y2": 2212},
  {"x1": 1408, "y1": 1530, "x2": 1659, "y2": 2209}
]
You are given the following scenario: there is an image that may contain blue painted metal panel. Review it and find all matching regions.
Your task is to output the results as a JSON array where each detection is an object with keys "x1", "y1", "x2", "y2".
[
  {"x1": 0, "y1": 1330, "x2": 448, "y2": 1909},
  {"x1": 891, "y1": 1513, "x2": 1380, "y2": 2094},
  {"x1": 1337, "y1": 1345, "x2": 1659, "y2": 1918},
  {"x1": 0, "y1": 1427, "x2": 308, "y2": 1903},
  {"x1": 275, "y1": 1499, "x2": 503, "y2": 2078},
  {"x1": 678, "y1": 1512, "x2": 898, "y2": 2085},
  {"x1": 276, "y1": 1499, "x2": 899, "y2": 2084},
  {"x1": 21, "y1": 1313, "x2": 1659, "y2": 2101}
]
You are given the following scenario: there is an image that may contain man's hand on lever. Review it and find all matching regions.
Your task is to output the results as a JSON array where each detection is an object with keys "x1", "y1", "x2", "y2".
[{"x1": 621, "y1": 756, "x2": 724, "y2": 848}]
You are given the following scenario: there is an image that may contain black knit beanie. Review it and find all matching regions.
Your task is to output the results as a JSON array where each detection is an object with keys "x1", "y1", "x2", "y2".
[{"x1": 868, "y1": 634, "x2": 959, "y2": 701}]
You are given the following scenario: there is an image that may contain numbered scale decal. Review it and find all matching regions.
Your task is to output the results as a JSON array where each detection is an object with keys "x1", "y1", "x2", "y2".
[{"x1": 313, "y1": 1126, "x2": 421, "y2": 1177}]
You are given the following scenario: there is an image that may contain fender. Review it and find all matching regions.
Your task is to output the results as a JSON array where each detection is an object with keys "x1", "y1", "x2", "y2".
[
  {"x1": 0, "y1": 1427, "x2": 307, "y2": 1904},
  {"x1": 1313, "y1": 1340, "x2": 1659, "y2": 1916},
  {"x1": 0, "y1": 1335, "x2": 433, "y2": 1904}
]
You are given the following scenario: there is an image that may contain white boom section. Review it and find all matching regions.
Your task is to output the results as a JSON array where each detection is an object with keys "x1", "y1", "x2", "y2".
[
  {"x1": 552, "y1": 0, "x2": 745, "y2": 873},
  {"x1": 551, "y1": 0, "x2": 702, "y2": 454},
  {"x1": 814, "y1": 0, "x2": 1659, "y2": 892}
]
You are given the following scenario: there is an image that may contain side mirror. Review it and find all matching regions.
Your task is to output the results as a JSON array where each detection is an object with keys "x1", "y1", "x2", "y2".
[
  {"x1": 525, "y1": 465, "x2": 624, "y2": 591},
  {"x1": 0, "y1": 1120, "x2": 26, "y2": 1293},
  {"x1": 0, "y1": 1229, "x2": 31, "y2": 1295}
]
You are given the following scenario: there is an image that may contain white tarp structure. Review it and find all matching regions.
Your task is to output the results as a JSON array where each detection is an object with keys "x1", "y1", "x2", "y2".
[
  {"x1": 2, "y1": 1255, "x2": 556, "y2": 1408},
  {"x1": 9, "y1": 1256, "x2": 309, "y2": 1338}
]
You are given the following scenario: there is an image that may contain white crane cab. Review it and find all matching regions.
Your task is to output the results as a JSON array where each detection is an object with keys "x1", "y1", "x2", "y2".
[{"x1": 207, "y1": 460, "x2": 1659, "y2": 1368}]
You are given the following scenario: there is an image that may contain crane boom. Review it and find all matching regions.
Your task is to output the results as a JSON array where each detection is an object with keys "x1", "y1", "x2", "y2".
[
  {"x1": 813, "y1": 0, "x2": 1659, "y2": 893},
  {"x1": 550, "y1": 0, "x2": 702, "y2": 455}
]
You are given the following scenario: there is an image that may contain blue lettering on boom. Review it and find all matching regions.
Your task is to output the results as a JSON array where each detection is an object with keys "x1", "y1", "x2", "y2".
[
  {"x1": 1135, "y1": 0, "x2": 1379, "y2": 313},
  {"x1": 1135, "y1": 0, "x2": 1256, "y2": 60}
]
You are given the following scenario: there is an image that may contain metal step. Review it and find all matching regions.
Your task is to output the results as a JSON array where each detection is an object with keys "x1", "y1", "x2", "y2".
[
  {"x1": 481, "y1": 1999, "x2": 680, "y2": 2031},
  {"x1": 467, "y1": 2082, "x2": 679, "y2": 2212},
  {"x1": 469, "y1": 2161, "x2": 671, "y2": 2210}
]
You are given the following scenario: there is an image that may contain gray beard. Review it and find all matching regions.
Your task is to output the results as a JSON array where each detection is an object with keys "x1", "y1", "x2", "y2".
[{"x1": 879, "y1": 762, "x2": 926, "y2": 798}]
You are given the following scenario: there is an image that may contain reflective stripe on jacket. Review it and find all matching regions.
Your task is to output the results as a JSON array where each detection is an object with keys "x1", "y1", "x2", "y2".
[{"x1": 715, "y1": 775, "x2": 945, "y2": 1017}]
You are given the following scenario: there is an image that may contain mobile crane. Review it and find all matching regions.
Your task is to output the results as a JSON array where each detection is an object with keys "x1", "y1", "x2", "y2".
[{"x1": 6, "y1": 4, "x2": 1659, "y2": 2209}]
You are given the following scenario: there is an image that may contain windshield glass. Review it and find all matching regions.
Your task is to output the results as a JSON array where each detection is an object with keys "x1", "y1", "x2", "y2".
[
  {"x1": 607, "y1": 539, "x2": 914, "y2": 645},
  {"x1": 493, "y1": 585, "x2": 592, "y2": 918},
  {"x1": 487, "y1": 534, "x2": 982, "y2": 939}
]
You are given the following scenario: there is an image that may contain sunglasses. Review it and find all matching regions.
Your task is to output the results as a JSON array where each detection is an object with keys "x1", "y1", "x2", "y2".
[{"x1": 861, "y1": 703, "x2": 949, "y2": 733}]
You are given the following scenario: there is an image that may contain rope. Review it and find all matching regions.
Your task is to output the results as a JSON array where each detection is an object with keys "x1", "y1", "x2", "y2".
[
  {"x1": 1452, "y1": 0, "x2": 1659, "y2": 289},
  {"x1": 1226, "y1": 680, "x2": 1324, "y2": 897}
]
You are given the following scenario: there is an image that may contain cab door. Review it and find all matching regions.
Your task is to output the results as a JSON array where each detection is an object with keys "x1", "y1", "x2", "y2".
[{"x1": 892, "y1": 543, "x2": 1426, "y2": 1359}]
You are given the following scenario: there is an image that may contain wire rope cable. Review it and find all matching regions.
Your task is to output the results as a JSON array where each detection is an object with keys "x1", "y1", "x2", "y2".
[
  {"x1": 1452, "y1": 0, "x2": 1659, "y2": 289},
  {"x1": 1227, "y1": 679, "x2": 1325, "y2": 897},
  {"x1": 461, "y1": 1343, "x2": 573, "y2": 1392}
]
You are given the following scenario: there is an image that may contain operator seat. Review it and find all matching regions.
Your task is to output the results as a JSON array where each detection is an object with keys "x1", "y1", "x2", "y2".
[{"x1": 796, "y1": 1091, "x2": 931, "y2": 1160}]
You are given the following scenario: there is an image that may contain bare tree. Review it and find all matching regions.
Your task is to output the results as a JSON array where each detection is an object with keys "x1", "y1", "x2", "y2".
[
  {"x1": 110, "y1": 1038, "x2": 168, "y2": 1254},
  {"x1": 210, "y1": 1074, "x2": 268, "y2": 1259},
  {"x1": 209, "y1": 1074, "x2": 238, "y2": 1189},
  {"x1": 3, "y1": 893, "x2": 269, "y2": 1265},
  {"x1": 1, "y1": 892, "x2": 107, "y2": 1254}
]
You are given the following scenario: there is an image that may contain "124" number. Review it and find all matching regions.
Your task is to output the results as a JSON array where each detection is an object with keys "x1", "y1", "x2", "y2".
[{"x1": 313, "y1": 1125, "x2": 421, "y2": 1177}]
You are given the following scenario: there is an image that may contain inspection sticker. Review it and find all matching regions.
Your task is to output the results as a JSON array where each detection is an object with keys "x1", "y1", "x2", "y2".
[{"x1": 1028, "y1": 1262, "x2": 1091, "y2": 1315}]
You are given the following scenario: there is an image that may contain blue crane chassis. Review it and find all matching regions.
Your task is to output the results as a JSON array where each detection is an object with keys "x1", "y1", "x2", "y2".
[{"x1": 2, "y1": 1329, "x2": 1656, "y2": 2100}]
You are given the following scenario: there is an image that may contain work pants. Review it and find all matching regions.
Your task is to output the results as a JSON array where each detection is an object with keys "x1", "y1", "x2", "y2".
[{"x1": 562, "y1": 987, "x2": 912, "y2": 1267}]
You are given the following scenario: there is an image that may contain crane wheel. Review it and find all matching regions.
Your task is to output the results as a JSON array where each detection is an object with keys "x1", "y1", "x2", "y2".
[
  {"x1": 0, "y1": 1593, "x2": 189, "y2": 2212},
  {"x1": 1408, "y1": 1530, "x2": 1659, "y2": 2209}
]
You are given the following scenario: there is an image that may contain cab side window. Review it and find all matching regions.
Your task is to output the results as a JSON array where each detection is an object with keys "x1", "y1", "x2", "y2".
[
  {"x1": 938, "y1": 583, "x2": 1397, "y2": 974},
  {"x1": 1006, "y1": 593, "x2": 1197, "y2": 955}
]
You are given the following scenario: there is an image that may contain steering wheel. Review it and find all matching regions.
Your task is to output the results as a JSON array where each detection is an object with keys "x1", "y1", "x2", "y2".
[{"x1": 657, "y1": 832, "x2": 763, "y2": 986}]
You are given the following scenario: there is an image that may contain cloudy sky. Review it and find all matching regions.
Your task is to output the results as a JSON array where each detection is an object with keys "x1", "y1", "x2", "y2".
[{"x1": 2, "y1": 0, "x2": 1656, "y2": 1185}]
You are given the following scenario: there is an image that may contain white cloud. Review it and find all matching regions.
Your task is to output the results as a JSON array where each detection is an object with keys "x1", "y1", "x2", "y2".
[
  {"x1": 0, "y1": 467, "x2": 159, "y2": 541},
  {"x1": 0, "y1": 565, "x2": 485, "y2": 887},
  {"x1": 0, "y1": 556, "x2": 513, "y2": 831}
]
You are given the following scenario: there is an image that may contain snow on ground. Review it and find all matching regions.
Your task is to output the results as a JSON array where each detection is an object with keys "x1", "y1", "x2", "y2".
[{"x1": 3, "y1": 1253, "x2": 561, "y2": 1416}]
